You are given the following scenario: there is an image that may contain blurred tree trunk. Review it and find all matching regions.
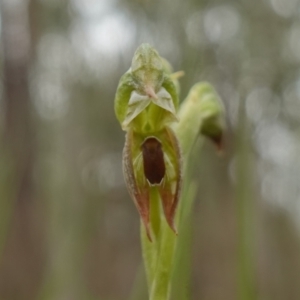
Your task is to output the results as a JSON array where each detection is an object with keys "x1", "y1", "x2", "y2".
[{"x1": 0, "y1": 0, "x2": 43, "y2": 299}]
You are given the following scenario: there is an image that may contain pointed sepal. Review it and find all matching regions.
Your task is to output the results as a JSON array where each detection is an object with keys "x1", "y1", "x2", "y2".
[
  {"x1": 123, "y1": 130, "x2": 152, "y2": 241},
  {"x1": 157, "y1": 127, "x2": 182, "y2": 234}
]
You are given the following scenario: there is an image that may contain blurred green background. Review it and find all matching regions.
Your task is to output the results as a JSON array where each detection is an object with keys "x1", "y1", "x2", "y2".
[{"x1": 1, "y1": 0, "x2": 300, "y2": 299}]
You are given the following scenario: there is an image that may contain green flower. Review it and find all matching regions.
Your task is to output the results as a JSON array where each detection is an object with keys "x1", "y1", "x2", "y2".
[{"x1": 114, "y1": 44, "x2": 182, "y2": 240}]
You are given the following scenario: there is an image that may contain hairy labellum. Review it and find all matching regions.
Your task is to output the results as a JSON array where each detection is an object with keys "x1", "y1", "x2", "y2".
[{"x1": 141, "y1": 137, "x2": 165, "y2": 185}]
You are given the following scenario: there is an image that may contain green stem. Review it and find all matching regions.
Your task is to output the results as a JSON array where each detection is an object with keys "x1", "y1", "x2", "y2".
[
  {"x1": 171, "y1": 181, "x2": 197, "y2": 300},
  {"x1": 236, "y1": 98, "x2": 256, "y2": 300},
  {"x1": 149, "y1": 222, "x2": 175, "y2": 300},
  {"x1": 141, "y1": 188, "x2": 161, "y2": 289}
]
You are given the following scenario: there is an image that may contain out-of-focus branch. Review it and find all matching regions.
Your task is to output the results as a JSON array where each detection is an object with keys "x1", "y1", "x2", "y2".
[{"x1": 0, "y1": 1, "x2": 42, "y2": 299}]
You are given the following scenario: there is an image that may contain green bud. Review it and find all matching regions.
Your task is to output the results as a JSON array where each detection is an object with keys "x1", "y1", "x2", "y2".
[
  {"x1": 176, "y1": 82, "x2": 225, "y2": 153},
  {"x1": 196, "y1": 83, "x2": 225, "y2": 151}
]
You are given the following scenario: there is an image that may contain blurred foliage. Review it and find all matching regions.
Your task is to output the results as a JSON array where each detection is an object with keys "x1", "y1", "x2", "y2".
[{"x1": 0, "y1": 0, "x2": 300, "y2": 299}]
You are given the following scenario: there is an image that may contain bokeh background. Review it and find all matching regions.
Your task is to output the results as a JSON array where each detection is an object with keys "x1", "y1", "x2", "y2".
[{"x1": 1, "y1": 0, "x2": 300, "y2": 299}]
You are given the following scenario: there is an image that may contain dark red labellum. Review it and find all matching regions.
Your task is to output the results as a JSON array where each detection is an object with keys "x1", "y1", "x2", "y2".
[{"x1": 141, "y1": 137, "x2": 165, "y2": 185}]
